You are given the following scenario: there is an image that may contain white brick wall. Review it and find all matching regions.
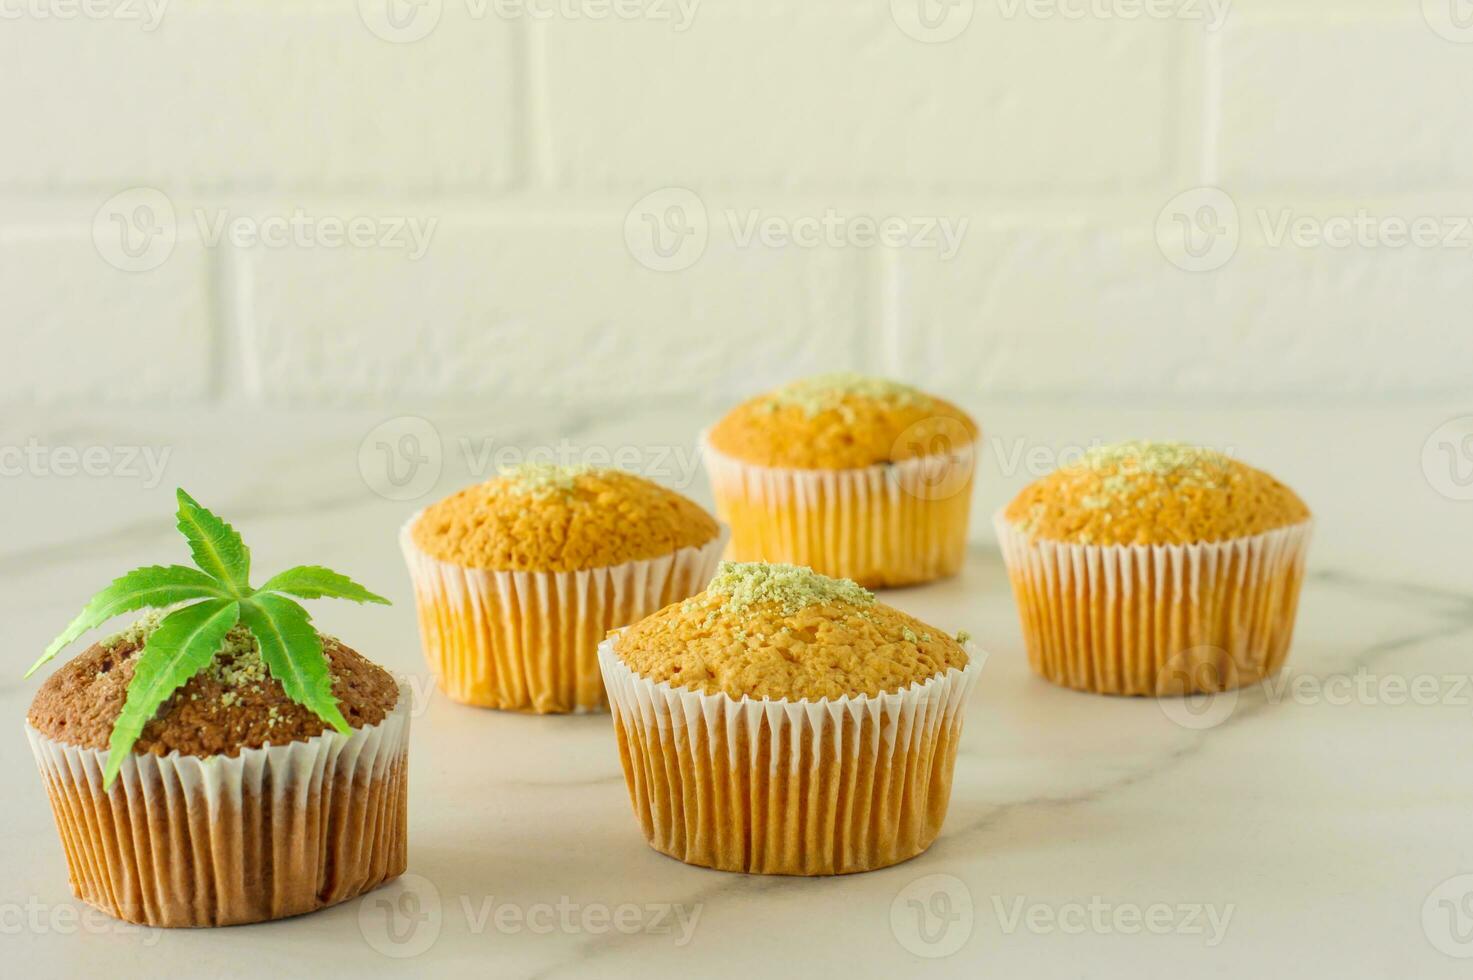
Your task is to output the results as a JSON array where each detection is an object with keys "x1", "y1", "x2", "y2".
[{"x1": 2, "y1": 1, "x2": 1470, "y2": 408}]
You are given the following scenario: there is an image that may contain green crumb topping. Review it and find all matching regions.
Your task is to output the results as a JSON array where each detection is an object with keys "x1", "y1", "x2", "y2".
[
  {"x1": 101, "y1": 615, "x2": 272, "y2": 692},
  {"x1": 1079, "y1": 441, "x2": 1229, "y2": 478},
  {"x1": 102, "y1": 610, "x2": 165, "y2": 651},
  {"x1": 707, "y1": 561, "x2": 875, "y2": 616},
  {"x1": 1069, "y1": 441, "x2": 1233, "y2": 511},
  {"x1": 761, "y1": 373, "x2": 932, "y2": 417},
  {"x1": 496, "y1": 462, "x2": 595, "y2": 498},
  {"x1": 902, "y1": 626, "x2": 919, "y2": 643},
  {"x1": 206, "y1": 626, "x2": 269, "y2": 688},
  {"x1": 955, "y1": 630, "x2": 971, "y2": 644}
]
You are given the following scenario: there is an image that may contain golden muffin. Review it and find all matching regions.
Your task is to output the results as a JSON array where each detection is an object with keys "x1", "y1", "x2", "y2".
[
  {"x1": 402, "y1": 463, "x2": 725, "y2": 713},
  {"x1": 599, "y1": 561, "x2": 981, "y2": 875},
  {"x1": 704, "y1": 374, "x2": 979, "y2": 587},
  {"x1": 996, "y1": 441, "x2": 1312, "y2": 696}
]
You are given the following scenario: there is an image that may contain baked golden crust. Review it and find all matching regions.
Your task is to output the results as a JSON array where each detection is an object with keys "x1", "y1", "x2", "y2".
[
  {"x1": 28, "y1": 618, "x2": 399, "y2": 756},
  {"x1": 411, "y1": 465, "x2": 720, "y2": 572},
  {"x1": 1003, "y1": 441, "x2": 1310, "y2": 546},
  {"x1": 612, "y1": 562, "x2": 969, "y2": 701},
  {"x1": 707, "y1": 373, "x2": 978, "y2": 470}
]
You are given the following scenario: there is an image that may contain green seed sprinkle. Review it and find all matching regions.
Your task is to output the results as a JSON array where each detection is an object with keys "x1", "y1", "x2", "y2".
[
  {"x1": 761, "y1": 373, "x2": 932, "y2": 418},
  {"x1": 706, "y1": 561, "x2": 875, "y2": 616},
  {"x1": 495, "y1": 462, "x2": 594, "y2": 498}
]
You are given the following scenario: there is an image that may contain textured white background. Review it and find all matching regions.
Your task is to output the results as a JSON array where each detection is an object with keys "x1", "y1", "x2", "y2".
[{"x1": 4, "y1": 0, "x2": 1471, "y2": 407}]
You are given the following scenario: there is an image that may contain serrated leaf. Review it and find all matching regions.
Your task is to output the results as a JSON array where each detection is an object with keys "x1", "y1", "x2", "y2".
[
  {"x1": 104, "y1": 598, "x2": 240, "y2": 789},
  {"x1": 175, "y1": 489, "x2": 250, "y2": 594},
  {"x1": 239, "y1": 593, "x2": 351, "y2": 736},
  {"x1": 257, "y1": 565, "x2": 391, "y2": 605},
  {"x1": 26, "y1": 565, "x2": 227, "y2": 678}
]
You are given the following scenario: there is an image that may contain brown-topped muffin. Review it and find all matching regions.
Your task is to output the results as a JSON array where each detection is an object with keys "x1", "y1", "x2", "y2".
[
  {"x1": 30, "y1": 613, "x2": 399, "y2": 758},
  {"x1": 22, "y1": 488, "x2": 409, "y2": 929}
]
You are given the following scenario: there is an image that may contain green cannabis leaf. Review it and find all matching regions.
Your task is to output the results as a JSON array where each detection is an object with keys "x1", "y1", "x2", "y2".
[
  {"x1": 31, "y1": 488, "x2": 392, "y2": 789},
  {"x1": 240, "y1": 592, "x2": 351, "y2": 736},
  {"x1": 104, "y1": 598, "x2": 240, "y2": 788}
]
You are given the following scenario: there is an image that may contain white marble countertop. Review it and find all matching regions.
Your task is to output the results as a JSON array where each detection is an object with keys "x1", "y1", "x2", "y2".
[{"x1": 2, "y1": 400, "x2": 1470, "y2": 978}]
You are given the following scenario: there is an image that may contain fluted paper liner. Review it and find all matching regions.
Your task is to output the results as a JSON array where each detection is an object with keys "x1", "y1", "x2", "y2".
[
  {"x1": 598, "y1": 637, "x2": 982, "y2": 876},
  {"x1": 402, "y1": 519, "x2": 727, "y2": 713},
  {"x1": 701, "y1": 434, "x2": 975, "y2": 588},
  {"x1": 995, "y1": 514, "x2": 1313, "y2": 696},
  {"x1": 26, "y1": 681, "x2": 411, "y2": 928}
]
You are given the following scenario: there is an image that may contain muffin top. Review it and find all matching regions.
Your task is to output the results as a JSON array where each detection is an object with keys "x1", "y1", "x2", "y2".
[
  {"x1": 612, "y1": 562, "x2": 970, "y2": 701},
  {"x1": 707, "y1": 373, "x2": 978, "y2": 470},
  {"x1": 1003, "y1": 441, "x2": 1310, "y2": 546},
  {"x1": 412, "y1": 464, "x2": 720, "y2": 572},
  {"x1": 28, "y1": 613, "x2": 400, "y2": 757}
]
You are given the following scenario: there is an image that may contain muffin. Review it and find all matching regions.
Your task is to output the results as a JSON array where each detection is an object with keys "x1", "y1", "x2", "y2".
[
  {"x1": 703, "y1": 373, "x2": 978, "y2": 588},
  {"x1": 597, "y1": 561, "x2": 981, "y2": 875},
  {"x1": 995, "y1": 441, "x2": 1312, "y2": 696},
  {"x1": 401, "y1": 463, "x2": 726, "y2": 713},
  {"x1": 23, "y1": 489, "x2": 408, "y2": 927}
]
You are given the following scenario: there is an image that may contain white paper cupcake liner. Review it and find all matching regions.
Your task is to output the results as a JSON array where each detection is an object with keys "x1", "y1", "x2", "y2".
[
  {"x1": 994, "y1": 513, "x2": 1314, "y2": 695},
  {"x1": 26, "y1": 680, "x2": 412, "y2": 928},
  {"x1": 701, "y1": 433, "x2": 976, "y2": 588},
  {"x1": 401, "y1": 519, "x2": 728, "y2": 713},
  {"x1": 598, "y1": 635, "x2": 983, "y2": 875}
]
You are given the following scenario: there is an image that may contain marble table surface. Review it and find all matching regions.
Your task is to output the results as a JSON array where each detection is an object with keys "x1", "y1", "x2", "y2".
[{"x1": 1, "y1": 399, "x2": 1470, "y2": 978}]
